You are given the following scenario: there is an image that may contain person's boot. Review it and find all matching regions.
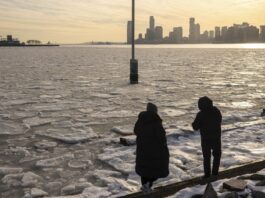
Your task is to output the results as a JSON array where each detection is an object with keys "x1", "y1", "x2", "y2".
[{"x1": 140, "y1": 182, "x2": 152, "y2": 194}]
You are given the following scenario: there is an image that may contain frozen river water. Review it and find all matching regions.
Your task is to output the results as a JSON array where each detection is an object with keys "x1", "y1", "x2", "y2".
[{"x1": 0, "y1": 45, "x2": 265, "y2": 197}]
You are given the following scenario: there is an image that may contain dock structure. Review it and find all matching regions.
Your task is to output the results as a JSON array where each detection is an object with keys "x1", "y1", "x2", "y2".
[{"x1": 121, "y1": 159, "x2": 265, "y2": 198}]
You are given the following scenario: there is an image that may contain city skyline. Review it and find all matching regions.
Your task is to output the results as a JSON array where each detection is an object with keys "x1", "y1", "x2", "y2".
[
  {"x1": 0, "y1": 0, "x2": 265, "y2": 43},
  {"x1": 127, "y1": 16, "x2": 265, "y2": 44}
]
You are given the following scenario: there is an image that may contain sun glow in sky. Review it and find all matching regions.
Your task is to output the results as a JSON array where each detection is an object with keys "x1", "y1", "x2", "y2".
[{"x1": 0, "y1": 0, "x2": 265, "y2": 43}]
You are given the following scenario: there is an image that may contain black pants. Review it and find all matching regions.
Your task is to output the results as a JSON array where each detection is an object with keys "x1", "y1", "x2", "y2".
[
  {"x1": 141, "y1": 177, "x2": 157, "y2": 187},
  {"x1": 201, "y1": 138, "x2": 222, "y2": 177}
]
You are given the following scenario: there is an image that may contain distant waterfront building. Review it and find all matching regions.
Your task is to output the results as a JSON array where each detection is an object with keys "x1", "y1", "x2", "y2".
[
  {"x1": 155, "y1": 26, "x2": 163, "y2": 41},
  {"x1": 224, "y1": 23, "x2": 259, "y2": 43},
  {"x1": 215, "y1": 27, "x2": 221, "y2": 41},
  {"x1": 146, "y1": 28, "x2": 155, "y2": 41},
  {"x1": 246, "y1": 25, "x2": 259, "y2": 42},
  {"x1": 169, "y1": 27, "x2": 183, "y2": 43},
  {"x1": 0, "y1": 34, "x2": 21, "y2": 46},
  {"x1": 221, "y1": 26, "x2": 228, "y2": 41},
  {"x1": 189, "y1": 17, "x2": 196, "y2": 43},
  {"x1": 168, "y1": 31, "x2": 174, "y2": 42},
  {"x1": 260, "y1": 26, "x2": 265, "y2": 42},
  {"x1": 173, "y1": 27, "x2": 183, "y2": 43},
  {"x1": 7, "y1": 35, "x2": 13, "y2": 42},
  {"x1": 189, "y1": 18, "x2": 200, "y2": 43},
  {"x1": 127, "y1": 21, "x2": 132, "y2": 44},
  {"x1": 209, "y1": 31, "x2": 214, "y2": 40},
  {"x1": 150, "y1": 16, "x2": 155, "y2": 30},
  {"x1": 195, "y1": 24, "x2": 201, "y2": 42},
  {"x1": 138, "y1": 33, "x2": 143, "y2": 40},
  {"x1": 145, "y1": 16, "x2": 156, "y2": 41},
  {"x1": 201, "y1": 31, "x2": 209, "y2": 42}
]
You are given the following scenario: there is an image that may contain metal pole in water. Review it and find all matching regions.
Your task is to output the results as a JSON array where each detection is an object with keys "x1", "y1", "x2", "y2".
[{"x1": 130, "y1": 0, "x2": 138, "y2": 84}]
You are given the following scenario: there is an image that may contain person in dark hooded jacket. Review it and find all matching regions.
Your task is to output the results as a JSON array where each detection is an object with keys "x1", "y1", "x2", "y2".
[
  {"x1": 192, "y1": 96, "x2": 222, "y2": 178},
  {"x1": 134, "y1": 103, "x2": 169, "y2": 192}
]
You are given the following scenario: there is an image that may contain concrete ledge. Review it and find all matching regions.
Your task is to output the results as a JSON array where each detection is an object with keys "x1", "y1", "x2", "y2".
[{"x1": 121, "y1": 159, "x2": 265, "y2": 198}]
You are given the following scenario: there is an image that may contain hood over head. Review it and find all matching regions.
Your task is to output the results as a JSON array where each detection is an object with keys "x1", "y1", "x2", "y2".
[
  {"x1": 198, "y1": 96, "x2": 213, "y2": 111},
  {"x1": 147, "y1": 103, "x2": 158, "y2": 114}
]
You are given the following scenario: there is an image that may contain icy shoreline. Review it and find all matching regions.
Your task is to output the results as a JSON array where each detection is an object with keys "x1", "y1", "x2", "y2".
[{"x1": 1, "y1": 117, "x2": 264, "y2": 197}]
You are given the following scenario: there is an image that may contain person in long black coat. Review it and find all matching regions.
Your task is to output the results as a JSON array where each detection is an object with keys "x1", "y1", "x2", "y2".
[
  {"x1": 192, "y1": 96, "x2": 222, "y2": 178},
  {"x1": 134, "y1": 103, "x2": 169, "y2": 191}
]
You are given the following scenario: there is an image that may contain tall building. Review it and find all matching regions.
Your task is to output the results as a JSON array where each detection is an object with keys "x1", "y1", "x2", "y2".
[
  {"x1": 245, "y1": 25, "x2": 259, "y2": 42},
  {"x1": 195, "y1": 24, "x2": 200, "y2": 42},
  {"x1": 201, "y1": 31, "x2": 209, "y2": 42},
  {"x1": 150, "y1": 16, "x2": 155, "y2": 30},
  {"x1": 172, "y1": 27, "x2": 183, "y2": 43},
  {"x1": 145, "y1": 16, "x2": 156, "y2": 41},
  {"x1": 127, "y1": 21, "x2": 132, "y2": 44},
  {"x1": 215, "y1": 27, "x2": 221, "y2": 41},
  {"x1": 260, "y1": 26, "x2": 265, "y2": 42},
  {"x1": 221, "y1": 26, "x2": 228, "y2": 41},
  {"x1": 168, "y1": 31, "x2": 174, "y2": 42},
  {"x1": 155, "y1": 26, "x2": 163, "y2": 41},
  {"x1": 189, "y1": 18, "x2": 196, "y2": 43},
  {"x1": 138, "y1": 33, "x2": 143, "y2": 40},
  {"x1": 224, "y1": 23, "x2": 259, "y2": 43},
  {"x1": 209, "y1": 31, "x2": 214, "y2": 40},
  {"x1": 146, "y1": 28, "x2": 155, "y2": 41}
]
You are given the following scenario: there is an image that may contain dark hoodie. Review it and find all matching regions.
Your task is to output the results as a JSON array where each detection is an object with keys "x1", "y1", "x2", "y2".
[
  {"x1": 192, "y1": 97, "x2": 222, "y2": 140},
  {"x1": 134, "y1": 108, "x2": 169, "y2": 178}
]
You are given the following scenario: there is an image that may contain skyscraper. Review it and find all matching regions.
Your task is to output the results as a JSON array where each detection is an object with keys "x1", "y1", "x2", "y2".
[
  {"x1": 173, "y1": 27, "x2": 183, "y2": 43},
  {"x1": 221, "y1": 26, "x2": 228, "y2": 41},
  {"x1": 150, "y1": 16, "x2": 155, "y2": 30},
  {"x1": 138, "y1": 33, "x2": 143, "y2": 40},
  {"x1": 209, "y1": 31, "x2": 214, "y2": 40},
  {"x1": 245, "y1": 25, "x2": 259, "y2": 42},
  {"x1": 195, "y1": 24, "x2": 200, "y2": 42},
  {"x1": 201, "y1": 31, "x2": 209, "y2": 42},
  {"x1": 189, "y1": 18, "x2": 195, "y2": 43},
  {"x1": 127, "y1": 21, "x2": 132, "y2": 44},
  {"x1": 260, "y1": 26, "x2": 265, "y2": 42},
  {"x1": 155, "y1": 26, "x2": 163, "y2": 41},
  {"x1": 215, "y1": 27, "x2": 221, "y2": 41},
  {"x1": 145, "y1": 16, "x2": 156, "y2": 41}
]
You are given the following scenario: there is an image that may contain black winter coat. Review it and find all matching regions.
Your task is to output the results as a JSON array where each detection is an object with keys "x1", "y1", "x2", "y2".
[
  {"x1": 192, "y1": 106, "x2": 222, "y2": 141},
  {"x1": 134, "y1": 111, "x2": 169, "y2": 179}
]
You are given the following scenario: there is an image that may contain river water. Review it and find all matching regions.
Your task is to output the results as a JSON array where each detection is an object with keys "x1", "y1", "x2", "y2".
[{"x1": 0, "y1": 45, "x2": 264, "y2": 197}]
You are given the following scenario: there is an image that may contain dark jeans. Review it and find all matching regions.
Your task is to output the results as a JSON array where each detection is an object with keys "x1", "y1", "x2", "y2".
[
  {"x1": 201, "y1": 138, "x2": 222, "y2": 177},
  {"x1": 141, "y1": 177, "x2": 157, "y2": 187}
]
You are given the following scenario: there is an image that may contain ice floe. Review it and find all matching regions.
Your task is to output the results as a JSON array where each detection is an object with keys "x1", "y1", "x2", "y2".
[
  {"x1": 0, "y1": 120, "x2": 29, "y2": 135},
  {"x1": 36, "y1": 154, "x2": 74, "y2": 168},
  {"x1": 23, "y1": 117, "x2": 59, "y2": 127},
  {"x1": 35, "y1": 127, "x2": 98, "y2": 144},
  {"x1": 0, "y1": 167, "x2": 23, "y2": 176},
  {"x1": 2, "y1": 172, "x2": 43, "y2": 188}
]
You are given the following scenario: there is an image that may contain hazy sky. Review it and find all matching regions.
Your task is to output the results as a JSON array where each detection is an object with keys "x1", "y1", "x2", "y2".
[{"x1": 0, "y1": 0, "x2": 265, "y2": 43}]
